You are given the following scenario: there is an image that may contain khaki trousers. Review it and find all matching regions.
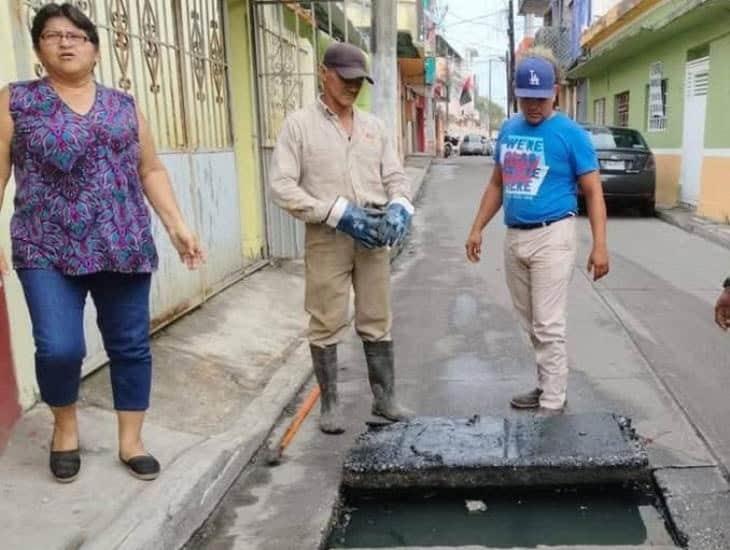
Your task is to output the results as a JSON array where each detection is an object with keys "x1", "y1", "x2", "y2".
[
  {"x1": 305, "y1": 223, "x2": 392, "y2": 347},
  {"x1": 504, "y1": 217, "x2": 577, "y2": 409}
]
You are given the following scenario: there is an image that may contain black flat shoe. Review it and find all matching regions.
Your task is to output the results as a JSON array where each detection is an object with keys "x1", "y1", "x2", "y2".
[
  {"x1": 50, "y1": 448, "x2": 81, "y2": 483},
  {"x1": 119, "y1": 454, "x2": 160, "y2": 481}
]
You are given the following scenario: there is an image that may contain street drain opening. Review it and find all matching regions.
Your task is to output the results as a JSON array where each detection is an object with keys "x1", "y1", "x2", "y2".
[{"x1": 328, "y1": 483, "x2": 680, "y2": 548}]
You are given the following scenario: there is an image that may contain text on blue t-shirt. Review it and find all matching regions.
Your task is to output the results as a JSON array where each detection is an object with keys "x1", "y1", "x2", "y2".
[{"x1": 494, "y1": 112, "x2": 598, "y2": 226}]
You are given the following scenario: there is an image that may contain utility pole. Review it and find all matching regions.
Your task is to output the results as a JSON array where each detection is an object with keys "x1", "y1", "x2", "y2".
[
  {"x1": 487, "y1": 58, "x2": 492, "y2": 136},
  {"x1": 507, "y1": 0, "x2": 516, "y2": 115},
  {"x1": 505, "y1": 48, "x2": 511, "y2": 117},
  {"x1": 445, "y1": 53, "x2": 451, "y2": 136},
  {"x1": 423, "y1": 0, "x2": 436, "y2": 155},
  {"x1": 371, "y1": 0, "x2": 399, "y2": 148}
]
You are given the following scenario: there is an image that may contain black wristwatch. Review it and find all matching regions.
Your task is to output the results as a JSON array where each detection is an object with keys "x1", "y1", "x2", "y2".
[{"x1": 723, "y1": 277, "x2": 730, "y2": 289}]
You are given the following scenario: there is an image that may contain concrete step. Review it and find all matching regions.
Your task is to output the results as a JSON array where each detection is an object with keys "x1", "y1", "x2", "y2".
[{"x1": 343, "y1": 413, "x2": 649, "y2": 489}]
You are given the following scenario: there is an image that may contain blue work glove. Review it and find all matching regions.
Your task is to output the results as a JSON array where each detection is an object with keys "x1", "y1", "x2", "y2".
[
  {"x1": 326, "y1": 198, "x2": 385, "y2": 248},
  {"x1": 378, "y1": 199, "x2": 414, "y2": 246}
]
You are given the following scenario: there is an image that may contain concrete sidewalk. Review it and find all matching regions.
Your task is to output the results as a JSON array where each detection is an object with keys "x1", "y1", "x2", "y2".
[
  {"x1": 656, "y1": 204, "x2": 730, "y2": 251},
  {"x1": 0, "y1": 157, "x2": 432, "y2": 550}
]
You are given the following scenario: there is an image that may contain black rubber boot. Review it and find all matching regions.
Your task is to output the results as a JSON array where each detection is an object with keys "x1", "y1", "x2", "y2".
[
  {"x1": 310, "y1": 344, "x2": 345, "y2": 434},
  {"x1": 363, "y1": 341, "x2": 413, "y2": 422}
]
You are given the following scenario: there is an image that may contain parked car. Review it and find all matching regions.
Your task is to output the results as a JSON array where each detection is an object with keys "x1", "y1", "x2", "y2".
[
  {"x1": 459, "y1": 134, "x2": 488, "y2": 156},
  {"x1": 580, "y1": 124, "x2": 656, "y2": 216}
]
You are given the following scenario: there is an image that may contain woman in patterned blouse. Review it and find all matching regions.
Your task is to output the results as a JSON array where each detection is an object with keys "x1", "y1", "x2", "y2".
[{"x1": 0, "y1": 3, "x2": 205, "y2": 482}]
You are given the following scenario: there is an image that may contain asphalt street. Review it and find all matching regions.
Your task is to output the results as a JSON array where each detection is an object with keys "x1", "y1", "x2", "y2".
[{"x1": 186, "y1": 155, "x2": 729, "y2": 550}]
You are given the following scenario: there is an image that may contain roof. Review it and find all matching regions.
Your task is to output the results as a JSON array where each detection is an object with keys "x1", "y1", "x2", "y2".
[
  {"x1": 569, "y1": 0, "x2": 727, "y2": 79},
  {"x1": 436, "y1": 34, "x2": 463, "y2": 61}
]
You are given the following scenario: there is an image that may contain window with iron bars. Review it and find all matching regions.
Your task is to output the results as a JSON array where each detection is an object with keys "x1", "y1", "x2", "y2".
[
  {"x1": 593, "y1": 98, "x2": 606, "y2": 125},
  {"x1": 23, "y1": 0, "x2": 232, "y2": 151},
  {"x1": 645, "y1": 79, "x2": 668, "y2": 132},
  {"x1": 614, "y1": 91, "x2": 630, "y2": 128},
  {"x1": 252, "y1": 0, "x2": 372, "y2": 147}
]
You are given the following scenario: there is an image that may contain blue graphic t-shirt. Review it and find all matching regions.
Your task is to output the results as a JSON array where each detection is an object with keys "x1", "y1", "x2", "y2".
[{"x1": 495, "y1": 112, "x2": 598, "y2": 226}]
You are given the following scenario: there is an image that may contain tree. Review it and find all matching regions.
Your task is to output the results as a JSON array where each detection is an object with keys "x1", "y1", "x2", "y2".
[{"x1": 474, "y1": 96, "x2": 506, "y2": 134}]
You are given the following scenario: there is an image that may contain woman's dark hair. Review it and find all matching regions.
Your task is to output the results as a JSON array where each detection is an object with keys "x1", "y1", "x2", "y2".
[{"x1": 31, "y1": 3, "x2": 100, "y2": 50}]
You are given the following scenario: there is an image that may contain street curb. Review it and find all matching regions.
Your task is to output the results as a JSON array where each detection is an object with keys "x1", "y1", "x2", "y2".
[
  {"x1": 653, "y1": 466, "x2": 730, "y2": 549},
  {"x1": 82, "y1": 158, "x2": 434, "y2": 550},
  {"x1": 655, "y1": 208, "x2": 730, "y2": 251},
  {"x1": 81, "y1": 338, "x2": 312, "y2": 550},
  {"x1": 407, "y1": 155, "x2": 432, "y2": 205}
]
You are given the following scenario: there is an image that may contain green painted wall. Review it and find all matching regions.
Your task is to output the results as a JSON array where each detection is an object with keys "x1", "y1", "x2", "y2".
[
  {"x1": 585, "y1": 14, "x2": 730, "y2": 150},
  {"x1": 587, "y1": 44, "x2": 684, "y2": 148}
]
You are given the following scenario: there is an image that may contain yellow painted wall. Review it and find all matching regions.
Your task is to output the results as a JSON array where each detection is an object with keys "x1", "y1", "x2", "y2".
[
  {"x1": 1, "y1": 3, "x2": 38, "y2": 409},
  {"x1": 698, "y1": 156, "x2": 730, "y2": 222},
  {"x1": 342, "y1": 1, "x2": 418, "y2": 38},
  {"x1": 227, "y1": 0, "x2": 266, "y2": 261},
  {"x1": 654, "y1": 153, "x2": 681, "y2": 207},
  {"x1": 398, "y1": 0, "x2": 419, "y2": 37},
  {"x1": 348, "y1": 2, "x2": 371, "y2": 27}
]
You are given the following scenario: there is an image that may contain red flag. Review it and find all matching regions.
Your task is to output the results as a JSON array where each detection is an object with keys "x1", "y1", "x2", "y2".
[{"x1": 460, "y1": 75, "x2": 473, "y2": 106}]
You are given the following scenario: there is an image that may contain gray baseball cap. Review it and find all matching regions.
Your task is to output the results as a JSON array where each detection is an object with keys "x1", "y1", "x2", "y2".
[{"x1": 323, "y1": 42, "x2": 374, "y2": 84}]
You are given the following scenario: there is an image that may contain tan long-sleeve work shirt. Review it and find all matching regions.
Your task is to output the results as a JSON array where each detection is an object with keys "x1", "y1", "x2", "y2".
[{"x1": 269, "y1": 99, "x2": 412, "y2": 224}]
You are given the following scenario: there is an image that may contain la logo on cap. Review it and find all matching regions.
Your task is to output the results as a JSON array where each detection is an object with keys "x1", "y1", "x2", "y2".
[{"x1": 529, "y1": 70, "x2": 540, "y2": 86}]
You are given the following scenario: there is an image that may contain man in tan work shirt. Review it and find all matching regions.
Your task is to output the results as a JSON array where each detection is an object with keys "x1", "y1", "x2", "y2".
[{"x1": 269, "y1": 42, "x2": 414, "y2": 434}]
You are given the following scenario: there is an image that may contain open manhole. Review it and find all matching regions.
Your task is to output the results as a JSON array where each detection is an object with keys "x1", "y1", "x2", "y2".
[
  {"x1": 330, "y1": 415, "x2": 681, "y2": 548},
  {"x1": 328, "y1": 483, "x2": 680, "y2": 548}
]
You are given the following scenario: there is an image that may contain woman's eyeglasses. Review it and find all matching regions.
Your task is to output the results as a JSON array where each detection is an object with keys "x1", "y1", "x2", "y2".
[{"x1": 41, "y1": 31, "x2": 90, "y2": 46}]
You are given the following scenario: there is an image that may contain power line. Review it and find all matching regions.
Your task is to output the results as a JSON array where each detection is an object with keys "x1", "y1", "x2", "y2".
[
  {"x1": 440, "y1": 8, "x2": 508, "y2": 29},
  {"x1": 445, "y1": 41, "x2": 507, "y2": 56},
  {"x1": 443, "y1": 6, "x2": 506, "y2": 23}
]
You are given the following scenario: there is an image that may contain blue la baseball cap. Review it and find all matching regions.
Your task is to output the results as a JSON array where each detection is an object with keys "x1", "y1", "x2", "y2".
[{"x1": 514, "y1": 57, "x2": 556, "y2": 99}]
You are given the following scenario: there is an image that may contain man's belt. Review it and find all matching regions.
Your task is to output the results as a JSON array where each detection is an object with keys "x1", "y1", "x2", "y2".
[{"x1": 507, "y1": 212, "x2": 575, "y2": 230}]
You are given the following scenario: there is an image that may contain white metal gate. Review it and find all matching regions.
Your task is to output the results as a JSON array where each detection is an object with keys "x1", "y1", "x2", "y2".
[
  {"x1": 252, "y1": 0, "x2": 371, "y2": 258},
  {"x1": 680, "y1": 57, "x2": 710, "y2": 206}
]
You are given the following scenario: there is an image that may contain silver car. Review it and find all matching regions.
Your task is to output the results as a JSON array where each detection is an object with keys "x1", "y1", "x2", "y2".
[{"x1": 459, "y1": 134, "x2": 488, "y2": 156}]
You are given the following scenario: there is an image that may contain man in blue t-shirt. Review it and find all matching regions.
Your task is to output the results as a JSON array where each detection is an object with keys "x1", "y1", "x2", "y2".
[{"x1": 465, "y1": 51, "x2": 609, "y2": 417}]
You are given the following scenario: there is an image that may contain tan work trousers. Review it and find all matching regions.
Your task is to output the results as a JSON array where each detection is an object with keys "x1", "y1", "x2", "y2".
[
  {"x1": 305, "y1": 223, "x2": 392, "y2": 347},
  {"x1": 504, "y1": 217, "x2": 577, "y2": 409}
]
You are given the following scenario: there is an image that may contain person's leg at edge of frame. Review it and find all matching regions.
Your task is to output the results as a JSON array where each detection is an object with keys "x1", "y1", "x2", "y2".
[
  {"x1": 529, "y1": 219, "x2": 577, "y2": 413},
  {"x1": 353, "y1": 243, "x2": 413, "y2": 421},
  {"x1": 504, "y1": 230, "x2": 544, "y2": 410},
  {"x1": 89, "y1": 271, "x2": 159, "y2": 480},
  {"x1": 16, "y1": 268, "x2": 88, "y2": 482},
  {"x1": 305, "y1": 224, "x2": 354, "y2": 434}
]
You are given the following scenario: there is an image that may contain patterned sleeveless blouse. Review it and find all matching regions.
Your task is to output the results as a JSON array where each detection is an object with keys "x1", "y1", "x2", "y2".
[{"x1": 9, "y1": 79, "x2": 158, "y2": 275}]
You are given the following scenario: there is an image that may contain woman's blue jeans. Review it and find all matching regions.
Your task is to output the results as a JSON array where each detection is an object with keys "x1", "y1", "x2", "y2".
[{"x1": 17, "y1": 269, "x2": 152, "y2": 411}]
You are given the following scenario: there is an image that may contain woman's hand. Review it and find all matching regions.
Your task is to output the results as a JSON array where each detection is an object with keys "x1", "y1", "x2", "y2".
[
  {"x1": 168, "y1": 224, "x2": 205, "y2": 270},
  {"x1": 465, "y1": 230, "x2": 483, "y2": 263},
  {"x1": 0, "y1": 245, "x2": 8, "y2": 285}
]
